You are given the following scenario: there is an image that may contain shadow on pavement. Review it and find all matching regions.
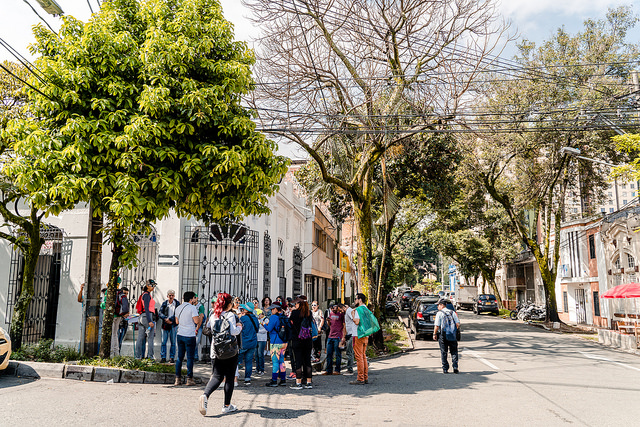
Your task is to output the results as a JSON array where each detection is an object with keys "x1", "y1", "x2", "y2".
[
  {"x1": 0, "y1": 375, "x2": 37, "y2": 389},
  {"x1": 206, "y1": 407, "x2": 313, "y2": 419}
]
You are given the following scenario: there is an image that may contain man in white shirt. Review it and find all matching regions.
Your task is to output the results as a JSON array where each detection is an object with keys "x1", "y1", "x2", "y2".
[
  {"x1": 344, "y1": 304, "x2": 358, "y2": 374},
  {"x1": 174, "y1": 291, "x2": 201, "y2": 386}
]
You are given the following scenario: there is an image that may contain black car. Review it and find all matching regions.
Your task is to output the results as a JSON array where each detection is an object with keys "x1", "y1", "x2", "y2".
[
  {"x1": 399, "y1": 290, "x2": 421, "y2": 310},
  {"x1": 408, "y1": 298, "x2": 461, "y2": 340},
  {"x1": 474, "y1": 294, "x2": 499, "y2": 315}
]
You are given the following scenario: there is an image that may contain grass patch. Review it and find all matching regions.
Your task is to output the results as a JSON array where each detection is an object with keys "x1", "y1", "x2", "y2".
[
  {"x1": 11, "y1": 340, "x2": 184, "y2": 375},
  {"x1": 499, "y1": 309, "x2": 511, "y2": 316}
]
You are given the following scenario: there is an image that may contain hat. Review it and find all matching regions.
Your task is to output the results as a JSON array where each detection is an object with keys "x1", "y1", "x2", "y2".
[
  {"x1": 147, "y1": 279, "x2": 157, "y2": 287},
  {"x1": 266, "y1": 301, "x2": 284, "y2": 311},
  {"x1": 240, "y1": 301, "x2": 255, "y2": 313},
  {"x1": 256, "y1": 309, "x2": 263, "y2": 316},
  {"x1": 437, "y1": 298, "x2": 448, "y2": 306},
  {"x1": 293, "y1": 295, "x2": 308, "y2": 304}
]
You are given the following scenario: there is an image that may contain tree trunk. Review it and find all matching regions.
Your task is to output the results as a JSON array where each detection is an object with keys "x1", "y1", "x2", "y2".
[
  {"x1": 376, "y1": 213, "x2": 397, "y2": 308},
  {"x1": 99, "y1": 241, "x2": 123, "y2": 359},
  {"x1": 83, "y1": 210, "x2": 103, "y2": 357},
  {"x1": 9, "y1": 211, "x2": 44, "y2": 351},
  {"x1": 353, "y1": 199, "x2": 375, "y2": 308}
]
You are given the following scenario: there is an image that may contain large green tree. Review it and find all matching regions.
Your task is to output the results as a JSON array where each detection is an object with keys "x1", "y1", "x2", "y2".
[
  {"x1": 0, "y1": 61, "x2": 51, "y2": 350},
  {"x1": 4, "y1": 0, "x2": 288, "y2": 357},
  {"x1": 465, "y1": 7, "x2": 639, "y2": 321}
]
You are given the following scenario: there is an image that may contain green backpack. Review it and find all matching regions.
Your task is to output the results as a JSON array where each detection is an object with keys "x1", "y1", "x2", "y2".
[{"x1": 355, "y1": 305, "x2": 380, "y2": 338}]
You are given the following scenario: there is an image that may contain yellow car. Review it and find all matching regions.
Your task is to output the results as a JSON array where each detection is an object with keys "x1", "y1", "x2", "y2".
[{"x1": 0, "y1": 327, "x2": 11, "y2": 370}]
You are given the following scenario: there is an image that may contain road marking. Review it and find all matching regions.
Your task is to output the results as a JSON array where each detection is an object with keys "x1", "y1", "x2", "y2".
[
  {"x1": 579, "y1": 351, "x2": 640, "y2": 372},
  {"x1": 463, "y1": 348, "x2": 499, "y2": 370}
]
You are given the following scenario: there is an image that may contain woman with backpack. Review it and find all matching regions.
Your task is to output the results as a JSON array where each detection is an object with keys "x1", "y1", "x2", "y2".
[
  {"x1": 198, "y1": 293, "x2": 243, "y2": 416},
  {"x1": 288, "y1": 296, "x2": 314, "y2": 390},
  {"x1": 263, "y1": 301, "x2": 288, "y2": 387}
]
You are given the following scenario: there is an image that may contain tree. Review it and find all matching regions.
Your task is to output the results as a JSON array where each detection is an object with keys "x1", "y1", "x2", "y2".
[
  {"x1": 4, "y1": 0, "x2": 288, "y2": 357},
  {"x1": 243, "y1": 0, "x2": 508, "y2": 308},
  {"x1": 464, "y1": 7, "x2": 639, "y2": 321},
  {"x1": 0, "y1": 62, "x2": 50, "y2": 350},
  {"x1": 427, "y1": 184, "x2": 520, "y2": 308}
]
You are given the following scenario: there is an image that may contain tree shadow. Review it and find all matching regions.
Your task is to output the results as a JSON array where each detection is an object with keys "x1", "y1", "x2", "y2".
[{"x1": 0, "y1": 375, "x2": 37, "y2": 389}]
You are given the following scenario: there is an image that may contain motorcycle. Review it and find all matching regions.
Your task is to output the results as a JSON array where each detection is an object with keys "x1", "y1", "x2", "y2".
[{"x1": 385, "y1": 300, "x2": 400, "y2": 317}]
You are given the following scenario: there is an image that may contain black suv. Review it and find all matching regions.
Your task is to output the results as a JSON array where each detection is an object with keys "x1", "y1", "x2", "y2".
[
  {"x1": 408, "y1": 298, "x2": 461, "y2": 340},
  {"x1": 474, "y1": 294, "x2": 499, "y2": 315},
  {"x1": 399, "y1": 290, "x2": 421, "y2": 310}
]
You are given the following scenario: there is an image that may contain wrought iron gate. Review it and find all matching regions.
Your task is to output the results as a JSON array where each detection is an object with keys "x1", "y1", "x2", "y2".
[
  {"x1": 182, "y1": 223, "x2": 259, "y2": 306},
  {"x1": 5, "y1": 225, "x2": 63, "y2": 345},
  {"x1": 575, "y1": 288, "x2": 587, "y2": 324},
  {"x1": 263, "y1": 232, "x2": 271, "y2": 298},
  {"x1": 119, "y1": 228, "x2": 158, "y2": 304},
  {"x1": 293, "y1": 245, "x2": 302, "y2": 295}
]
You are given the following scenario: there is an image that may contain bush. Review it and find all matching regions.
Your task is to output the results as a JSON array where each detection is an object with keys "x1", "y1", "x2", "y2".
[{"x1": 11, "y1": 339, "x2": 82, "y2": 363}]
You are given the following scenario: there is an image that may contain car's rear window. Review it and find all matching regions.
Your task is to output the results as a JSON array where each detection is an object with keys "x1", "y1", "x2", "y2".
[
  {"x1": 479, "y1": 295, "x2": 496, "y2": 301},
  {"x1": 404, "y1": 291, "x2": 420, "y2": 297},
  {"x1": 422, "y1": 303, "x2": 454, "y2": 312}
]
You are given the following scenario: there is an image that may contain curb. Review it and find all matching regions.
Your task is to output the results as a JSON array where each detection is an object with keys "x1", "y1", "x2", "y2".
[{"x1": 1, "y1": 360, "x2": 206, "y2": 384}]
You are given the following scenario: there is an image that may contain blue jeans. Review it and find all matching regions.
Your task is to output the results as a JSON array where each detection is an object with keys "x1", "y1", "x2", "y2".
[
  {"x1": 238, "y1": 346, "x2": 256, "y2": 380},
  {"x1": 176, "y1": 335, "x2": 196, "y2": 378},
  {"x1": 439, "y1": 336, "x2": 459, "y2": 372},
  {"x1": 325, "y1": 338, "x2": 341, "y2": 373},
  {"x1": 255, "y1": 341, "x2": 266, "y2": 372},
  {"x1": 118, "y1": 321, "x2": 128, "y2": 351},
  {"x1": 161, "y1": 326, "x2": 177, "y2": 360},
  {"x1": 194, "y1": 324, "x2": 203, "y2": 361}
]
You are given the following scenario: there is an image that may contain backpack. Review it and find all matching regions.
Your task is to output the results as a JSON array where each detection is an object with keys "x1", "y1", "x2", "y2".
[
  {"x1": 277, "y1": 314, "x2": 292, "y2": 343},
  {"x1": 298, "y1": 315, "x2": 312, "y2": 340},
  {"x1": 355, "y1": 305, "x2": 380, "y2": 338},
  {"x1": 443, "y1": 310, "x2": 458, "y2": 342},
  {"x1": 114, "y1": 290, "x2": 125, "y2": 316},
  {"x1": 211, "y1": 314, "x2": 239, "y2": 360},
  {"x1": 135, "y1": 295, "x2": 144, "y2": 314}
]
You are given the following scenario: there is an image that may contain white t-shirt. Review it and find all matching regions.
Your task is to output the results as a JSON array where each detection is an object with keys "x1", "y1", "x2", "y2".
[
  {"x1": 345, "y1": 307, "x2": 358, "y2": 337},
  {"x1": 176, "y1": 302, "x2": 199, "y2": 337}
]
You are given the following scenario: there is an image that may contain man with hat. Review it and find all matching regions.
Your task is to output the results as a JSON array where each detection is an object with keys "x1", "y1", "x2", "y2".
[
  {"x1": 433, "y1": 298, "x2": 460, "y2": 374},
  {"x1": 238, "y1": 301, "x2": 259, "y2": 385},
  {"x1": 264, "y1": 301, "x2": 289, "y2": 386}
]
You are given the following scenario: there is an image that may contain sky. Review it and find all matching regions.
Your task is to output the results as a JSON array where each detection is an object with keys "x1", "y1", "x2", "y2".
[{"x1": 0, "y1": 0, "x2": 638, "y2": 157}]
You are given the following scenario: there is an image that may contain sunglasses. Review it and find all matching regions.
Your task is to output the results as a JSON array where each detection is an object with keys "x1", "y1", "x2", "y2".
[{"x1": 312, "y1": 304, "x2": 318, "y2": 306}]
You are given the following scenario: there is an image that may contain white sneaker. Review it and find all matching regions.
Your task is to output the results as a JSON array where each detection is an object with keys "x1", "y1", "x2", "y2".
[
  {"x1": 198, "y1": 395, "x2": 207, "y2": 416},
  {"x1": 221, "y1": 404, "x2": 238, "y2": 414},
  {"x1": 234, "y1": 381, "x2": 238, "y2": 387}
]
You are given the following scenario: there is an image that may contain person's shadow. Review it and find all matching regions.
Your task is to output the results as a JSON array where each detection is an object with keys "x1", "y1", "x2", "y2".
[{"x1": 206, "y1": 406, "x2": 312, "y2": 419}]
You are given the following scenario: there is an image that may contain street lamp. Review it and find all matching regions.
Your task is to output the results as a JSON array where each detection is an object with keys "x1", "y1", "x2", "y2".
[
  {"x1": 32, "y1": 0, "x2": 64, "y2": 16},
  {"x1": 559, "y1": 147, "x2": 620, "y2": 211}
]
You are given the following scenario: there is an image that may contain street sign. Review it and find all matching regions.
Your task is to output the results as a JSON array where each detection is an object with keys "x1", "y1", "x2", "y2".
[{"x1": 158, "y1": 255, "x2": 179, "y2": 266}]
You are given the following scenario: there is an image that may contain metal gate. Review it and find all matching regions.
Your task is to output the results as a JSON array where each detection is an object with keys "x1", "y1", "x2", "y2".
[
  {"x1": 575, "y1": 288, "x2": 587, "y2": 324},
  {"x1": 263, "y1": 232, "x2": 271, "y2": 298},
  {"x1": 120, "y1": 228, "x2": 158, "y2": 304},
  {"x1": 182, "y1": 223, "x2": 259, "y2": 306},
  {"x1": 293, "y1": 245, "x2": 302, "y2": 295},
  {"x1": 5, "y1": 225, "x2": 63, "y2": 345}
]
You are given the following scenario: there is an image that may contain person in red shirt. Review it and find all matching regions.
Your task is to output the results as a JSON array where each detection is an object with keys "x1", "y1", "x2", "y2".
[{"x1": 322, "y1": 304, "x2": 346, "y2": 375}]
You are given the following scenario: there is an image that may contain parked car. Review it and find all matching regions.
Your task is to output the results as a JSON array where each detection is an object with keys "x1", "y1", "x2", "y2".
[
  {"x1": 398, "y1": 290, "x2": 421, "y2": 310},
  {"x1": 474, "y1": 294, "x2": 499, "y2": 315},
  {"x1": 408, "y1": 298, "x2": 461, "y2": 340},
  {"x1": 0, "y1": 327, "x2": 11, "y2": 370}
]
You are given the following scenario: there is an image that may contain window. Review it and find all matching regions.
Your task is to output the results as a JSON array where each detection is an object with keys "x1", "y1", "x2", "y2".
[
  {"x1": 627, "y1": 254, "x2": 635, "y2": 269},
  {"x1": 631, "y1": 183, "x2": 636, "y2": 189},
  {"x1": 593, "y1": 291, "x2": 600, "y2": 317},
  {"x1": 601, "y1": 208, "x2": 606, "y2": 213},
  {"x1": 633, "y1": 192, "x2": 636, "y2": 198},
  {"x1": 314, "y1": 226, "x2": 326, "y2": 252},
  {"x1": 624, "y1": 200, "x2": 628, "y2": 205},
  {"x1": 608, "y1": 192, "x2": 613, "y2": 198},
  {"x1": 563, "y1": 291, "x2": 568, "y2": 313},
  {"x1": 589, "y1": 235, "x2": 596, "y2": 259},
  {"x1": 573, "y1": 208, "x2": 578, "y2": 213},
  {"x1": 610, "y1": 208, "x2": 614, "y2": 213},
  {"x1": 614, "y1": 257, "x2": 621, "y2": 270}
]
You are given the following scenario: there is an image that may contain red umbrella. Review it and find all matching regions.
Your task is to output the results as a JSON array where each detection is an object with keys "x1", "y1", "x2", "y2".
[{"x1": 600, "y1": 282, "x2": 640, "y2": 299}]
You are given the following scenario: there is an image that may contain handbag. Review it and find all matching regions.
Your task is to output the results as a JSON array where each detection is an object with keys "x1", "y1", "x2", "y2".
[{"x1": 311, "y1": 316, "x2": 319, "y2": 340}]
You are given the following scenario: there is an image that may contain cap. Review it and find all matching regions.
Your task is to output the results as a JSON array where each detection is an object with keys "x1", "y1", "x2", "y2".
[
  {"x1": 293, "y1": 295, "x2": 308, "y2": 304},
  {"x1": 437, "y1": 298, "x2": 448, "y2": 306},
  {"x1": 266, "y1": 301, "x2": 284, "y2": 311},
  {"x1": 240, "y1": 301, "x2": 255, "y2": 313}
]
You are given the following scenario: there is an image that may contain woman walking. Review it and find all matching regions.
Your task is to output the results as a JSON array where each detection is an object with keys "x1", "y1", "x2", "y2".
[
  {"x1": 198, "y1": 293, "x2": 243, "y2": 416},
  {"x1": 289, "y1": 296, "x2": 314, "y2": 389}
]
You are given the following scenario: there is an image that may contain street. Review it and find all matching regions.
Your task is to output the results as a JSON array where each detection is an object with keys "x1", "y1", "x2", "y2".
[{"x1": 3, "y1": 312, "x2": 640, "y2": 426}]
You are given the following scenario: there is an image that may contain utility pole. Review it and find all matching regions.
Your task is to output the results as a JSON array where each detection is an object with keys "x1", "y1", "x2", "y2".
[{"x1": 81, "y1": 206, "x2": 103, "y2": 356}]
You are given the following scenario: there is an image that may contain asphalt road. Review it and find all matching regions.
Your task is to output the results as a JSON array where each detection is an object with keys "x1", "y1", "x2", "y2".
[{"x1": 3, "y1": 312, "x2": 640, "y2": 426}]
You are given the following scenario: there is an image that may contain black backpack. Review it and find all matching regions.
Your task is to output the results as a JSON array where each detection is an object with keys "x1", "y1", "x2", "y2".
[
  {"x1": 277, "y1": 314, "x2": 292, "y2": 343},
  {"x1": 211, "y1": 314, "x2": 239, "y2": 359}
]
